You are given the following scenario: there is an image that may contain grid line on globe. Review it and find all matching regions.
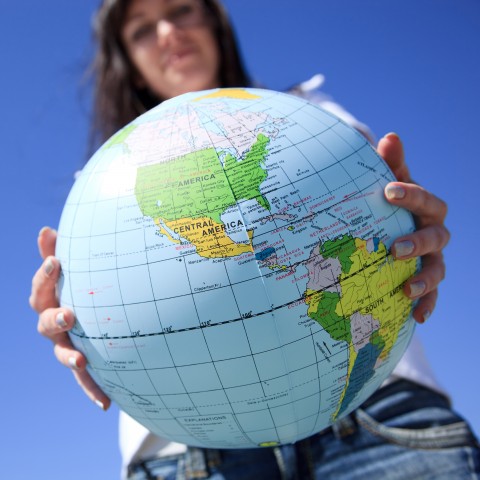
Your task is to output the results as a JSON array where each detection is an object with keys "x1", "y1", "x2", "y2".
[{"x1": 56, "y1": 88, "x2": 418, "y2": 448}]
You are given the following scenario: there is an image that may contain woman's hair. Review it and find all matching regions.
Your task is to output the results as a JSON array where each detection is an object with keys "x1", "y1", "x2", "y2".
[{"x1": 89, "y1": 0, "x2": 251, "y2": 149}]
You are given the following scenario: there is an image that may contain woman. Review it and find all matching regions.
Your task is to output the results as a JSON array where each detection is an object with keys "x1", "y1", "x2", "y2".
[{"x1": 30, "y1": 1, "x2": 479, "y2": 479}]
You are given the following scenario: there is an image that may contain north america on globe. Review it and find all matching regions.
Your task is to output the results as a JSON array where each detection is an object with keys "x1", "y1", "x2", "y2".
[{"x1": 56, "y1": 88, "x2": 418, "y2": 448}]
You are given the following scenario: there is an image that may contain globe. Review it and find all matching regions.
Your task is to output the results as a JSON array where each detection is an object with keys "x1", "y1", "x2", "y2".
[{"x1": 56, "y1": 88, "x2": 418, "y2": 449}]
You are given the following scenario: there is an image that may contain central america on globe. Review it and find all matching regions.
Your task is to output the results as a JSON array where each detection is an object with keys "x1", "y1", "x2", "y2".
[{"x1": 56, "y1": 88, "x2": 419, "y2": 449}]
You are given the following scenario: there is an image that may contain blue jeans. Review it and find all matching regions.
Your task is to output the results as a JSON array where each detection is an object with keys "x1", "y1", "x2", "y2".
[{"x1": 127, "y1": 380, "x2": 480, "y2": 479}]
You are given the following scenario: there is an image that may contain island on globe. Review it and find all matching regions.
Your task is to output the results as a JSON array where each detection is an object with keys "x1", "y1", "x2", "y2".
[{"x1": 56, "y1": 88, "x2": 419, "y2": 449}]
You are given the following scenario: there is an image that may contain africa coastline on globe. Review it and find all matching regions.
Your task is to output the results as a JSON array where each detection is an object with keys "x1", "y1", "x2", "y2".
[{"x1": 56, "y1": 88, "x2": 419, "y2": 449}]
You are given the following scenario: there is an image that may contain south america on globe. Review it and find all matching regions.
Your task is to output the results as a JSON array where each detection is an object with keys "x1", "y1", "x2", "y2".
[{"x1": 56, "y1": 88, "x2": 419, "y2": 448}]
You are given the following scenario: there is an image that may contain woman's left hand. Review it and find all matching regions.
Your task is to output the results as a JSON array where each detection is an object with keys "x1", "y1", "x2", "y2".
[{"x1": 377, "y1": 132, "x2": 450, "y2": 324}]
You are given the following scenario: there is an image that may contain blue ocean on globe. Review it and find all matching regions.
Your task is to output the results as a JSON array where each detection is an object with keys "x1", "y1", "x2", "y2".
[{"x1": 56, "y1": 88, "x2": 418, "y2": 448}]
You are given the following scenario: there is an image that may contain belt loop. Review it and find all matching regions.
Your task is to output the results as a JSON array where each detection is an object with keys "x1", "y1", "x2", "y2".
[
  {"x1": 332, "y1": 414, "x2": 357, "y2": 439},
  {"x1": 184, "y1": 447, "x2": 210, "y2": 479},
  {"x1": 273, "y1": 447, "x2": 289, "y2": 480},
  {"x1": 176, "y1": 457, "x2": 186, "y2": 480}
]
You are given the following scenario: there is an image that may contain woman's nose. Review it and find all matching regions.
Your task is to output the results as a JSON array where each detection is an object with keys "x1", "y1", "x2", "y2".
[{"x1": 156, "y1": 19, "x2": 177, "y2": 46}]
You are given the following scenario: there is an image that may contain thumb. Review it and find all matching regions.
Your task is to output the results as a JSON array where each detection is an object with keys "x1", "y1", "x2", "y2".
[
  {"x1": 38, "y1": 227, "x2": 57, "y2": 259},
  {"x1": 377, "y1": 132, "x2": 412, "y2": 183}
]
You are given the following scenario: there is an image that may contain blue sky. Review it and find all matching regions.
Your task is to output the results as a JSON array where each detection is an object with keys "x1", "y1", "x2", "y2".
[{"x1": 1, "y1": 1, "x2": 479, "y2": 478}]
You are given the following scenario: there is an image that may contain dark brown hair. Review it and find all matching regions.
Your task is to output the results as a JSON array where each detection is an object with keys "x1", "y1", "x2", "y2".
[{"x1": 89, "y1": 0, "x2": 251, "y2": 149}]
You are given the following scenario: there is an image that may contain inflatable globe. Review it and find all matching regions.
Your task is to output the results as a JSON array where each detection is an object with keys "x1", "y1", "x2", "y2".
[{"x1": 56, "y1": 88, "x2": 418, "y2": 448}]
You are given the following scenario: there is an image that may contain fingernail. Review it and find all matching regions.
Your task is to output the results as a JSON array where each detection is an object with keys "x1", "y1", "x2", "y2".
[
  {"x1": 422, "y1": 310, "x2": 431, "y2": 323},
  {"x1": 394, "y1": 240, "x2": 414, "y2": 258},
  {"x1": 56, "y1": 312, "x2": 68, "y2": 328},
  {"x1": 95, "y1": 400, "x2": 106, "y2": 410},
  {"x1": 385, "y1": 132, "x2": 400, "y2": 142},
  {"x1": 44, "y1": 258, "x2": 55, "y2": 276},
  {"x1": 409, "y1": 281, "x2": 426, "y2": 298},
  {"x1": 39, "y1": 226, "x2": 53, "y2": 236},
  {"x1": 68, "y1": 356, "x2": 80, "y2": 371},
  {"x1": 385, "y1": 184, "x2": 406, "y2": 200}
]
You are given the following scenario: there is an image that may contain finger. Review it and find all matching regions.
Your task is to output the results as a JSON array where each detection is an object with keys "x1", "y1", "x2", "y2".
[
  {"x1": 411, "y1": 289, "x2": 438, "y2": 324},
  {"x1": 37, "y1": 307, "x2": 75, "y2": 338},
  {"x1": 376, "y1": 132, "x2": 412, "y2": 183},
  {"x1": 403, "y1": 253, "x2": 446, "y2": 300},
  {"x1": 38, "y1": 227, "x2": 57, "y2": 259},
  {"x1": 29, "y1": 255, "x2": 61, "y2": 312},
  {"x1": 385, "y1": 182, "x2": 448, "y2": 226},
  {"x1": 53, "y1": 339, "x2": 111, "y2": 410},
  {"x1": 72, "y1": 369, "x2": 111, "y2": 411},
  {"x1": 392, "y1": 226, "x2": 450, "y2": 260},
  {"x1": 53, "y1": 335, "x2": 88, "y2": 371}
]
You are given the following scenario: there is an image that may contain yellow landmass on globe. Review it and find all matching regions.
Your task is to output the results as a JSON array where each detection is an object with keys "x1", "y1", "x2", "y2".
[
  {"x1": 195, "y1": 88, "x2": 261, "y2": 101},
  {"x1": 337, "y1": 238, "x2": 417, "y2": 360},
  {"x1": 333, "y1": 343, "x2": 358, "y2": 419},
  {"x1": 156, "y1": 216, "x2": 254, "y2": 258},
  {"x1": 259, "y1": 441, "x2": 280, "y2": 447}
]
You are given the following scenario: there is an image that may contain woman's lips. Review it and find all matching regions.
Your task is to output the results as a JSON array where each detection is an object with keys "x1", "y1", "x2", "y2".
[{"x1": 166, "y1": 48, "x2": 197, "y2": 67}]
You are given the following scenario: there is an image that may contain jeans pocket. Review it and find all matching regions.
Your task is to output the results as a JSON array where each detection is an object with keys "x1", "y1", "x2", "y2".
[{"x1": 355, "y1": 407, "x2": 479, "y2": 450}]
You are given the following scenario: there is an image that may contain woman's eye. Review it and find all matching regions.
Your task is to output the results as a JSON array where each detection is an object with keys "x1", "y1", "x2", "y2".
[
  {"x1": 131, "y1": 23, "x2": 156, "y2": 42},
  {"x1": 168, "y1": 4, "x2": 195, "y2": 23},
  {"x1": 174, "y1": 5, "x2": 194, "y2": 16}
]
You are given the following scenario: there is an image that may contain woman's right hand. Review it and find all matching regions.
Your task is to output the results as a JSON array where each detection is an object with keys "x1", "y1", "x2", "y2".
[{"x1": 29, "y1": 226, "x2": 111, "y2": 410}]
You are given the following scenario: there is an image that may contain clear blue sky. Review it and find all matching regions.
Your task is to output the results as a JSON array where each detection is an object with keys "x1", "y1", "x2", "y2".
[{"x1": 1, "y1": 1, "x2": 479, "y2": 479}]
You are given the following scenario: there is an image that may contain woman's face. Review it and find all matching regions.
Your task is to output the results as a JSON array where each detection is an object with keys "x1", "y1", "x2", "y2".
[{"x1": 121, "y1": 0, "x2": 221, "y2": 100}]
